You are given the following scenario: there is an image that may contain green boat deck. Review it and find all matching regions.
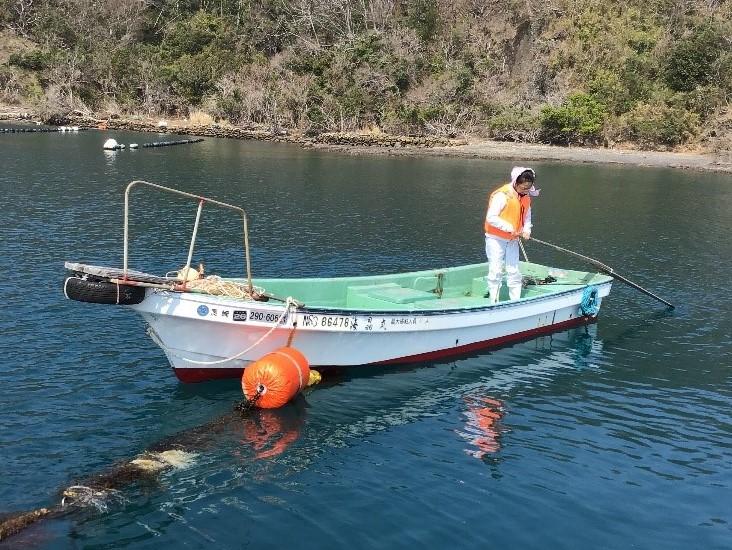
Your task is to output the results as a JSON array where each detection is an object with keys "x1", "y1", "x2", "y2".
[{"x1": 227, "y1": 262, "x2": 610, "y2": 312}]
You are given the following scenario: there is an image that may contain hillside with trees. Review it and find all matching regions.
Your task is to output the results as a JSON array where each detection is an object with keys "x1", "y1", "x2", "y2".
[{"x1": 1, "y1": 0, "x2": 730, "y2": 152}]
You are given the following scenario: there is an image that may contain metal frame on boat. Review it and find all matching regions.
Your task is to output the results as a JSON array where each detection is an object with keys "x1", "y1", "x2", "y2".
[{"x1": 64, "y1": 181, "x2": 613, "y2": 383}]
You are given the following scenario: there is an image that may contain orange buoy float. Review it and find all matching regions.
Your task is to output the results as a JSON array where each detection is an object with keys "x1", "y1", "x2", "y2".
[{"x1": 241, "y1": 347, "x2": 310, "y2": 409}]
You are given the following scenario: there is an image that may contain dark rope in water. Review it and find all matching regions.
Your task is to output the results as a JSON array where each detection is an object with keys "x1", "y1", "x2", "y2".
[
  {"x1": 0, "y1": 400, "x2": 263, "y2": 542},
  {"x1": 234, "y1": 386, "x2": 264, "y2": 413},
  {"x1": 0, "y1": 507, "x2": 59, "y2": 541}
]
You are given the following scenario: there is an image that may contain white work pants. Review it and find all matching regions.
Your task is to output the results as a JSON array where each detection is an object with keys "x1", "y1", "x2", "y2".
[{"x1": 485, "y1": 235, "x2": 522, "y2": 303}]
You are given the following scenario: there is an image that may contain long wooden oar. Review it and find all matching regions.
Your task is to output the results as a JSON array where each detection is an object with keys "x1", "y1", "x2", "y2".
[{"x1": 529, "y1": 237, "x2": 675, "y2": 309}]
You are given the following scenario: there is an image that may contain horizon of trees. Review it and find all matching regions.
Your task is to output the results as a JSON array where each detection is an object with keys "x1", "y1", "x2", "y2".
[{"x1": 1, "y1": 0, "x2": 730, "y2": 150}]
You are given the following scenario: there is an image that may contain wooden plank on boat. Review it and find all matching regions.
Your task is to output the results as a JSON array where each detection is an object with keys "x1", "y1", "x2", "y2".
[{"x1": 64, "y1": 262, "x2": 173, "y2": 285}]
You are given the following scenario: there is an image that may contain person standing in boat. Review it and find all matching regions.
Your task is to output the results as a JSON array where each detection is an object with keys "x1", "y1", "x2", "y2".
[{"x1": 484, "y1": 166, "x2": 539, "y2": 303}]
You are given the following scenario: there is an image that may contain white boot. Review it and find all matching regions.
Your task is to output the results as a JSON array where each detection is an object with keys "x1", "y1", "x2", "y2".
[
  {"x1": 508, "y1": 285, "x2": 522, "y2": 301},
  {"x1": 486, "y1": 284, "x2": 501, "y2": 304}
]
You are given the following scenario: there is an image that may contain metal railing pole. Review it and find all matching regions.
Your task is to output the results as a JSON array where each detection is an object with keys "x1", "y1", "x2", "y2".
[
  {"x1": 122, "y1": 180, "x2": 252, "y2": 285},
  {"x1": 242, "y1": 215, "x2": 252, "y2": 291},
  {"x1": 123, "y1": 184, "x2": 132, "y2": 279},
  {"x1": 182, "y1": 199, "x2": 205, "y2": 289}
]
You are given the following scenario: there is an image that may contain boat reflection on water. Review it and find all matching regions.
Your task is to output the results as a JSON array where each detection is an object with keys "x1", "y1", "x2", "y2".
[
  {"x1": 458, "y1": 396, "x2": 505, "y2": 459},
  {"x1": 452, "y1": 326, "x2": 602, "y2": 461}
]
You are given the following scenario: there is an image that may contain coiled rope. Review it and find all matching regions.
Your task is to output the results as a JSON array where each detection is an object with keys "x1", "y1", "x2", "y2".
[
  {"x1": 580, "y1": 286, "x2": 600, "y2": 316},
  {"x1": 147, "y1": 297, "x2": 298, "y2": 365},
  {"x1": 163, "y1": 270, "x2": 266, "y2": 300},
  {"x1": 187, "y1": 276, "x2": 266, "y2": 300}
]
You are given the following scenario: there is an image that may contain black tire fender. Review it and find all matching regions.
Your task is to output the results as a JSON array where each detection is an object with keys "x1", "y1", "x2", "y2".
[{"x1": 64, "y1": 277, "x2": 146, "y2": 305}]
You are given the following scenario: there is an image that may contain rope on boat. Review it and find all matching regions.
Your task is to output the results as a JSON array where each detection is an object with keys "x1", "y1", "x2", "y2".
[
  {"x1": 147, "y1": 297, "x2": 298, "y2": 366},
  {"x1": 580, "y1": 286, "x2": 601, "y2": 316},
  {"x1": 186, "y1": 276, "x2": 266, "y2": 300}
]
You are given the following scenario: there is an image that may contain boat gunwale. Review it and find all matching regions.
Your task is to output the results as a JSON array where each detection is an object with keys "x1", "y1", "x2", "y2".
[
  {"x1": 65, "y1": 260, "x2": 613, "y2": 317},
  {"x1": 148, "y1": 277, "x2": 613, "y2": 317}
]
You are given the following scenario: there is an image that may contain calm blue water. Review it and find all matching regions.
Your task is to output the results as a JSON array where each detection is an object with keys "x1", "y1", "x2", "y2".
[{"x1": 1, "y1": 126, "x2": 731, "y2": 549}]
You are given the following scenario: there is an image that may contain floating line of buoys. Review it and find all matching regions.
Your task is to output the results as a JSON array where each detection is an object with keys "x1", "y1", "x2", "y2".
[
  {"x1": 102, "y1": 137, "x2": 204, "y2": 150},
  {"x1": 141, "y1": 138, "x2": 204, "y2": 148},
  {"x1": 1, "y1": 126, "x2": 83, "y2": 133}
]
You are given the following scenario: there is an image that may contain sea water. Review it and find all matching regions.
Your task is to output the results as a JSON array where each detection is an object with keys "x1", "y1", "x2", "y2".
[{"x1": 1, "y1": 127, "x2": 730, "y2": 549}]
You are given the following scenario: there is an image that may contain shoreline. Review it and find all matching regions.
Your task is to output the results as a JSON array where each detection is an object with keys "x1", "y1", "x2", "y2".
[
  {"x1": 2, "y1": 108, "x2": 730, "y2": 173},
  {"x1": 313, "y1": 139, "x2": 732, "y2": 173}
]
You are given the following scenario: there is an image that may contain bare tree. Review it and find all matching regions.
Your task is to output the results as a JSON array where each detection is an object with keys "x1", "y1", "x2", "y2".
[
  {"x1": 286, "y1": 0, "x2": 322, "y2": 47},
  {"x1": 45, "y1": 47, "x2": 83, "y2": 109},
  {"x1": 7, "y1": 0, "x2": 38, "y2": 37},
  {"x1": 362, "y1": 0, "x2": 396, "y2": 31}
]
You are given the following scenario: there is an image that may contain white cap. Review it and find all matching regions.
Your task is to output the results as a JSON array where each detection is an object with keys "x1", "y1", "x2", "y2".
[{"x1": 510, "y1": 166, "x2": 535, "y2": 185}]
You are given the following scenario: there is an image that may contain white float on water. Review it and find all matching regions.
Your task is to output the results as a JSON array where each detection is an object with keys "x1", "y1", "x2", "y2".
[
  {"x1": 129, "y1": 143, "x2": 139, "y2": 149},
  {"x1": 103, "y1": 138, "x2": 120, "y2": 150}
]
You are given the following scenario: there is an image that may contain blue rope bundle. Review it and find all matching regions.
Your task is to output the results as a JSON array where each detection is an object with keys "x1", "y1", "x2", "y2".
[{"x1": 580, "y1": 286, "x2": 600, "y2": 316}]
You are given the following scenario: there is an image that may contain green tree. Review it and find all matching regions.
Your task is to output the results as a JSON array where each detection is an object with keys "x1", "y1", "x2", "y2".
[
  {"x1": 540, "y1": 93, "x2": 608, "y2": 144},
  {"x1": 161, "y1": 11, "x2": 229, "y2": 58},
  {"x1": 9, "y1": 49, "x2": 53, "y2": 71},
  {"x1": 159, "y1": 12, "x2": 242, "y2": 104},
  {"x1": 618, "y1": 101, "x2": 699, "y2": 148},
  {"x1": 663, "y1": 23, "x2": 725, "y2": 93},
  {"x1": 405, "y1": 0, "x2": 439, "y2": 42}
]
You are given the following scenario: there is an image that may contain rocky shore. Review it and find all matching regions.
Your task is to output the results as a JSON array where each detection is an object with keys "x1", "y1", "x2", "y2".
[
  {"x1": 86, "y1": 119, "x2": 467, "y2": 149},
  {"x1": 319, "y1": 139, "x2": 732, "y2": 173},
  {"x1": 2, "y1": 107, "x2": 730, "y2": 173}
]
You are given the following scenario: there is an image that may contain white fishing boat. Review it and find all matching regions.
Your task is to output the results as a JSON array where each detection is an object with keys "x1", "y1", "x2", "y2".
[{"x1": 64, "y1": 181, "x2": 614, "y2": 383}]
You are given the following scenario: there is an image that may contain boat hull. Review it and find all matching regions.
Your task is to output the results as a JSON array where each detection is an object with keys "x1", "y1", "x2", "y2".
[{"x1": 132, "y1": 282, "x2": 612, "y2": 382}]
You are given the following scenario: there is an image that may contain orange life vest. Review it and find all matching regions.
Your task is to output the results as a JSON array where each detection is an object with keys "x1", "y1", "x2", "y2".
[{"x1": 484, "y1": 183, "x2": 531, "y2": 240}]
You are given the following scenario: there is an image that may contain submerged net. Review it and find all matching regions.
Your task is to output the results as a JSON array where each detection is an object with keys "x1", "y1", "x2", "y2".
[{"x1": 61, "y1": 486, "x2": 126, "y2": 512}]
